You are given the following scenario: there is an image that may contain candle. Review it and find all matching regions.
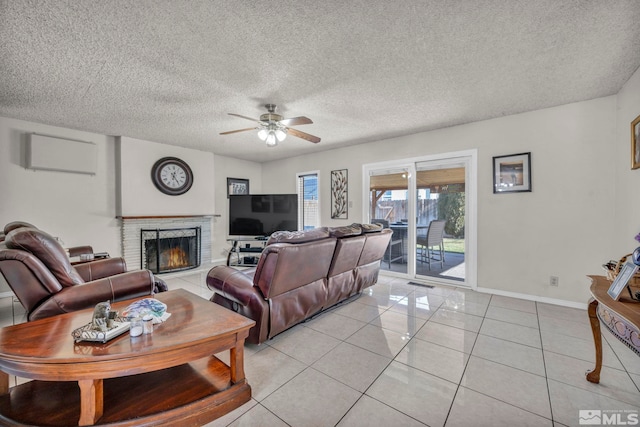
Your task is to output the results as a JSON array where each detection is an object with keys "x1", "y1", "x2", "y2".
[
  {"x1": 130, "y1": 317, "x2": 143, "y2": 337},
  {"x1": 143, "y1": 315, "x2": 153, "y2": 334}
]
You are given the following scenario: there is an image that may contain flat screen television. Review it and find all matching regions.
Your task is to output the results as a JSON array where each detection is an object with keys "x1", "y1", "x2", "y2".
[{"x1": 229, "y1": 194, "x2": 298, "y2": 236}]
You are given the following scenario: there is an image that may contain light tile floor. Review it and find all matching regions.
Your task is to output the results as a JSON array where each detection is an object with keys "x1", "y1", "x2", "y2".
[{"x1": 1, "y1": 271, "x2": 639, "y2": 427}]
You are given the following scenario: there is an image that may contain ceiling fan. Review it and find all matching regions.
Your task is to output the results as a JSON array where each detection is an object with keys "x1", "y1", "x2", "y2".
[{"x1": 220, "y1": 104, "x2": 321, "y2": 147}]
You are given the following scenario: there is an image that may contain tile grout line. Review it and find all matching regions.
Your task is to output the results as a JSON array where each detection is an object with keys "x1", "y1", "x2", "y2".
[
  {"x1": 537, "y1": 300, "x2": 557, "y2": 425},
  {"x1": 539, "y1": 303, "x2": 640, "y2": 406},
  {"x1": 253, "y1": 282, "x2": 418, "y2": 425},
  {"x1": 440, "y1": 292, "x2": 489, "y2": 426},
  {"x1": 600, "y1": 333, "x2": 640, "y2": 394},
  {"x1": 333, "y1": 284, "x2": 437, "y2": 426},
  {"x1": 157, "y1": 276, "x2": 638, "y2": 425}
]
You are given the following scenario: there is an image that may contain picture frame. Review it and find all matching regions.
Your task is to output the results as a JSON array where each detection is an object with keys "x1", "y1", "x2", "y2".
[
  {"x1": 607, "y1": 262, "x2": 638, "y2": 300},
  {"x1": 330, "y1": 169, "x2": 348, "y2": 219},
  {"x1": 631, "y1": 114, "x2": 640, "y2": 170},
  {"x1": 227, "y1": 178, "x2": 249, "y2": 197},
  {"x1": 493, "y1": 152, "x2": 532, "y2": 194}
]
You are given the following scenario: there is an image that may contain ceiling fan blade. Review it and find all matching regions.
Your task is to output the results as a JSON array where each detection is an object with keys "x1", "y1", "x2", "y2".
[
  {"x1": 228, "y1": 113, "x2": 259, "y2": 122},
  {"x1": 279, "y1": 116, "x2": 313, "y2": 126},
  {"x1": 220, "y1": 127, "x2": 256, "y2": 135},
  {"x1": 288, "y1": 128, "x2": 321, "y2": 143}
]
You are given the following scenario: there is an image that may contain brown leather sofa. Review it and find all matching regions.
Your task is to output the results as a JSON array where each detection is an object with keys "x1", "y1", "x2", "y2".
[
  {"x1": 0, "y1": 227, "x2": 158, "y2": 321},
  {"x1": 207, "y1": 223, "x2": 392, "y2": 344}
]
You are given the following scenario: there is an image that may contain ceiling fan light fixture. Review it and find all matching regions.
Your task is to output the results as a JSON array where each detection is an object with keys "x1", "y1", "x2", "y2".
[
  {"x1": 275, "y1": 128, "x2": 287, "y2": 142},
  {"x1": 221, "y1": 104, "x2": 320, "y2": 145},
  {"x1": 265, "y1": 132, "x2": 278, "y2": 147}
]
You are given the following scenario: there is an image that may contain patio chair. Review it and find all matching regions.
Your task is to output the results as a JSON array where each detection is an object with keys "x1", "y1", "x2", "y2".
[
  {"x1": 417, "y1": 220, "x2": 446, "y2": 270},
  {"x1": 372, "y1": 219, "x2": 403, "y2": 268}
]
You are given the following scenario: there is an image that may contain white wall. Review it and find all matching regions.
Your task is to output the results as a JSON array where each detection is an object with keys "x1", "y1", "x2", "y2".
[
  {"x1": 0, "y1": 117, "x2": 121, "y2": 255},
  {"x1": 118, "y1": 136, "x2": 215, "y2": 217},
  {"x1": 261, "y1": 96, "x2": 618, "y2": 304},
  {"x1": 211, "y1": 155, "x2": 263, "y2": 262},
  {"x1": 0, "y1": 118, "x2": 260, "y2": 276},
  {"x1": 0, "y1": 121, "x2": 219, "y2": 266},
  {"x1": 614, "y1": 66, "x2": 640, "y2": 254},
  {"x1": 3, "y1": 67, "x2": 638, "y2": 305}
]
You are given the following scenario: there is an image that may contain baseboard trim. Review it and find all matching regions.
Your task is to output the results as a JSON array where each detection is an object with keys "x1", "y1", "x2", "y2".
[
  {"x1": 476, "y1": 286, "x2": 588, "y2": 310},
  {"x1": 339, "y1": 271, "x2": 586, "y2": 311}
]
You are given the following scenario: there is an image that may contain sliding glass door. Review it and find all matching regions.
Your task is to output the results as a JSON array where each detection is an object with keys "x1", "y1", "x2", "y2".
[
  {"x1": 369, "y1": 168, "x2": 409, "y2": 275},
  {"x1": 415, "y1": 161, "x2": 466, "y2": 283},
  {"x1": 364, "y1": 150, "x2": 476, "y2": 288}
]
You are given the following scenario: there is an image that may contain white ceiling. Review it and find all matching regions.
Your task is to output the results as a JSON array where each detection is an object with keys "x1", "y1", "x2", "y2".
[{"x1": 1, "y1": 1, "x2": 639, "y2": 163}]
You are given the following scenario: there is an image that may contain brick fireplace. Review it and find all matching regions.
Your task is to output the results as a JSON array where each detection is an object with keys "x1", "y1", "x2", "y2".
[{"x1": 120, "y1": 216, "x2": 212, "y2": 273}]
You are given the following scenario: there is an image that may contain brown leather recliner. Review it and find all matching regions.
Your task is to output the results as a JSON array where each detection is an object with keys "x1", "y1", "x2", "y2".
[
  {"x1": 207, "y1": 224, "x2": 392, "y2": 344},
  {"x1": 1, "y1": 221, "x2": 99, "y2": 258},
  {"x1": 0, "y1": 228, "x2": 156, "y2": 321}
]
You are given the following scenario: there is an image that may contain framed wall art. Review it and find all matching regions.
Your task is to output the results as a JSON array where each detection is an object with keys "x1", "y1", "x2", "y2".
[
  {"x1": 631, "y1": 114, "x2": 640, "y2": 170},
  {"x1": 330, "y1": 169, "x2": 348, "y2": 219},
  {"x1": 493, "y1": 152, "x2": 532, "y2": 194},
  {"x1": 227, "y1": 177, "x2": 249, "y2": 197}
]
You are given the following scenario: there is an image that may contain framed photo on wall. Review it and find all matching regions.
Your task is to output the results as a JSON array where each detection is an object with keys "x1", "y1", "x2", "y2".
[
  {"x1": 493, "y1": 152, "x2": 532, "y2": 194},
  {"x1": 330, "y1": 169, "x2": 348, "y2": 219},
  {"x1": 227, "y1": 178, "x2": 249, "y2": 197},
  {"x1": 631, "y1": 114, "x2": 640, "y2": 170}
]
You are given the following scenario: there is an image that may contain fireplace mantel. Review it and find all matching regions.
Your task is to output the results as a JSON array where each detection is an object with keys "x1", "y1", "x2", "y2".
[{"x1": 118, "y1": 215, "x2": 214, "y2": 220}]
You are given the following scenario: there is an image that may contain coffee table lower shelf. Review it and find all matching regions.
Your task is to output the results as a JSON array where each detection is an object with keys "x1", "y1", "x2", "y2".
[{"x1": 0, "y1": 356, "x2": 251, "y2": 427}]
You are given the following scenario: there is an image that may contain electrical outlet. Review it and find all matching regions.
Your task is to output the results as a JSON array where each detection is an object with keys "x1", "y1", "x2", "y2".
[{"x1": 550, "y1": 276, "x2": 559, "y2": 287}]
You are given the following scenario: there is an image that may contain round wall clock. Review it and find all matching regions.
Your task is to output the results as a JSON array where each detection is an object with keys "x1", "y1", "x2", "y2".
[{"x1": 151, "y1": 157, "x2": 194, "y2": 196}]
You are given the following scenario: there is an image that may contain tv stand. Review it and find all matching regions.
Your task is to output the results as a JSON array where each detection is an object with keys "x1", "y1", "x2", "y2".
[{"x1": 227, "y1": 237, "x2": 267, "y2": 267}]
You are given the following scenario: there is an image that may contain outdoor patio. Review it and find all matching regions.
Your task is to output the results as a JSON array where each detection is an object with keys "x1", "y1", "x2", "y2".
[{"x1": 380, "y1": 250, "x2": 465, "y2": 282}]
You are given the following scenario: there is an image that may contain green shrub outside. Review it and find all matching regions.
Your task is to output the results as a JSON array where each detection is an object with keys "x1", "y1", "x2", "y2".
[{"x1": 437, "y1": 192, "x2": 465, "y2": 238}]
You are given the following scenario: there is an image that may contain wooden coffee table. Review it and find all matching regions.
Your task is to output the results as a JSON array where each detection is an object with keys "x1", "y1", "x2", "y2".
[{"x1": 0, "y1": 289, "x2": 255, "y2": 426}]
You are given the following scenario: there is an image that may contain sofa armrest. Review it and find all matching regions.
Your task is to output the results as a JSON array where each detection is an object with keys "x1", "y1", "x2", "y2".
[
  {"x1": 29, "y1": 270, "x2": 155, "y2": 321},
  {"x1": 67, "y1": 245, "x2": 94, "y2": 257},
  {"x1": 206, "y1": 266, "x2": 260, "y2": 306},
  {"x1": 208, "y1": 265, "x2": 269, "y2": 344},
  {"x1": 74, "y1": 257, "x2": 127, "y2": 281}
]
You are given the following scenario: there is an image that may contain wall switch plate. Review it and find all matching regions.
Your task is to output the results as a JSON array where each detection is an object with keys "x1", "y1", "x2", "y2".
[{"x1": 550, "y1": 276, "x2": 559, "y2": 287}]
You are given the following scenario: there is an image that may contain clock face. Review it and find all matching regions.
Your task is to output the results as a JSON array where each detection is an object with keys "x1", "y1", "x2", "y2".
[
  {"x1": 160, "y1": 164, "x2": 187, "y2": 188},
  {"x1": 151, "y1": 157, "x2": 193, "y2": 195}
]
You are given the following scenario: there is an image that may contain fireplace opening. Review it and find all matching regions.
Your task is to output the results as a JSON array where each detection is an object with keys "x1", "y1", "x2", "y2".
[{"x1": 141, "y1": 227, "x2": 201, "y2": 274}]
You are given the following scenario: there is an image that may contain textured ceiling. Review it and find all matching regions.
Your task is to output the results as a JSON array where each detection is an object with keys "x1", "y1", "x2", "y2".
[{"x1": 1, "y1": 1, "x2": 640, "y2": 163}]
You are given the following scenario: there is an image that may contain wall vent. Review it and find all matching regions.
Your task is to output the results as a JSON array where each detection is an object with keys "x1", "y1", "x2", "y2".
[{"x1": 408, "y1": 281, "x2": 435, "y2": 288}]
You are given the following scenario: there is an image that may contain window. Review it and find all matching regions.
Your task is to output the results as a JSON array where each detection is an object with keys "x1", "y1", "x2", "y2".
[{"x1": 297, "y1": 172, "x2": 319, "y2": 230}]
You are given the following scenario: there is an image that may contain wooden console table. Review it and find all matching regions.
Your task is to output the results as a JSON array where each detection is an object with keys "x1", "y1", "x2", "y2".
[
  {"x1": 586, "y1": 275, "x2": 640, "y2": 383},
  {"x1": 0, "y1": 289, "x2": 255, "y2": 426}
]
